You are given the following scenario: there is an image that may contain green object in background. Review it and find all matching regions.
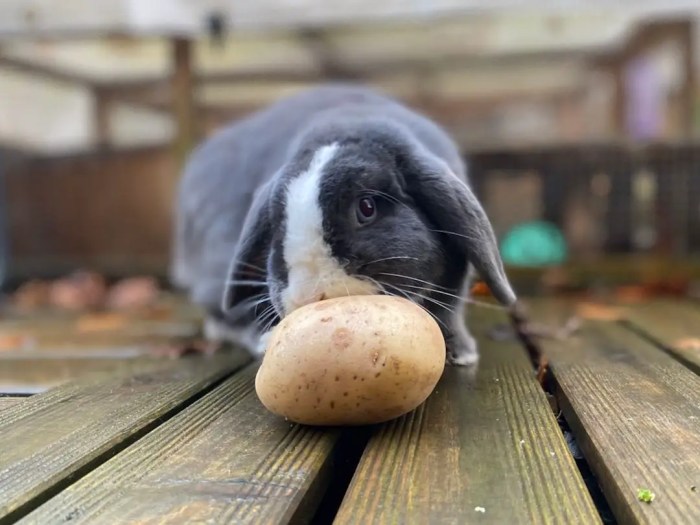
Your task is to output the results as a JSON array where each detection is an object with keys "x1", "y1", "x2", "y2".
[{"x1": 500, "y1": 221, "x2": 567, "y2": 267}]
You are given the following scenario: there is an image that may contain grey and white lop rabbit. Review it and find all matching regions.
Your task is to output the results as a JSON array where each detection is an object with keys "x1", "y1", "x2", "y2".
[{"x1": 171, "y1": 84, "x2": 516, "y2": 365}]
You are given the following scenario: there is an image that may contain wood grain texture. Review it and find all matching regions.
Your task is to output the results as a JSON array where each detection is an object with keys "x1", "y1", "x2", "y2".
[
  {"x1": 0, "y1": 396, "x2": 25, "y2": 410},
  {"x1": 0, "y1": 351, "x2": 249, "y2": 522},
  {"x1": 622, "y1": 299, "x2": 700, "y2": 373},
  {"x1": 0, "y1": 311, "x2": 201, "y2": 358},
  {"x1": 0, "y1": 358, "x2": 162, "y2": 394},
  {"x1": 19, "y1": 364, "x2": 341, "y2": 525},
  {"x1": 528, "y1": 299, "x2": 700, "y2": 525},
  {"x1": 334, "y1": 308, "x2": 600, "y2": 524}
]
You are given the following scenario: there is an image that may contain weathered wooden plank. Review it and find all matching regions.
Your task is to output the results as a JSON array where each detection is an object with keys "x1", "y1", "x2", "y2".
[
  {"x1": 0, "y1": 358, "x2": 161, "y2": 394},
  {"x1": 0, "y1": 309, "x2": 201, "y2": 358},
  {"x1": 528, "y1": 299, "x2": 700, "y2": 525},
  {"x1": 0, "y1": 396, "x2": 25, "y2": 410},
  {"x1": 0, "y1": 318, "x2": 199, "y2": 342},
  {"x1": 18, "y1": 364, "x2": 340, "y2": 525},
  {"x1": 622, "y1": 299, "x2": 700, "y2": 373},
  {"x1": 0, "y1": 351, "x2": 250, "y2": 522},
  {"x1": 0, "y1": 335, "x2": 194, "y2": 359},
  {"x1": 335, "y1": 308, "x2": 600, "y2": 524}
]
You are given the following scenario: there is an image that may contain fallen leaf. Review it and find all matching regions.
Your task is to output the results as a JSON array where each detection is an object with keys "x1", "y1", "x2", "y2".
[
  {"x1": 49, "y1": 270, "x2": 107, "y2": 311},
  {"x1": 76, "y1": 312, "x2": 127, "y2": 333},
  {"x1": 575, "y1": 302, "x2": 623, "y2": 321},
  {"x1": 673, "y1": 337, "x2": 700, "y2": 351},
  {"x1": 0, "y1": 333, "x2": 31, "y2": 351},
  {"x1": 536, "y1": 355, "x2": 549, "y2": 387},
  {"x1": 106, "y1": 277, "x2": 160, "y2": 310},
  {"x1": 13, "y1": 280, "x2": 51, "y2": 311},
  {"x1": 470, "y1": 281, "x2": 490, "y2": 297},
  {"x1": 149, "y1": 340, "x2": 221, "y2": 359},
  {"x1": 614, "y1": 285, "x2": 650, "y2": 304}
]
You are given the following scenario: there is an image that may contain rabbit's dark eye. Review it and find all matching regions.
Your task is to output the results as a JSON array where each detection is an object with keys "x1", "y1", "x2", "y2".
[{"x1": 355, "y1": 196, "x2": 377, "y2": 224}]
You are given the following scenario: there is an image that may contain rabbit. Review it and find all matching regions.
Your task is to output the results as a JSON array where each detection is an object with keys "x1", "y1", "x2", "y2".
[{"x1": 171, "y1": 84, "x2": 516, "y2": 366}]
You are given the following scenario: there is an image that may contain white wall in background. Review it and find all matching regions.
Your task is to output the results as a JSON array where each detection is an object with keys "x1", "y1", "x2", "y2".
[
  {"x1": 0, "y1": 68, "x2": 92, "y2": 152},
  {"x1": 0, "y1": 68, "x2": 172, "y2": 153}
]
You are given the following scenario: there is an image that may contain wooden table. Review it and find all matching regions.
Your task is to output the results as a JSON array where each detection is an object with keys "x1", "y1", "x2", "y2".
[{"x1": 1, "y1": 296, "x2": 698, "y2": 524}]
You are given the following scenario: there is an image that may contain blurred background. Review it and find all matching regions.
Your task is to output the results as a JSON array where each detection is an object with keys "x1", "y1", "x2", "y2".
[{"x1": 1, "y1": 0, "x2": 700, "y2": 305}]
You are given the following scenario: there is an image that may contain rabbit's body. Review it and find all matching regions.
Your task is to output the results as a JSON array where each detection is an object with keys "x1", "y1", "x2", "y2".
[{"x1": 172, "y1": 84, "x2": 515, "y2": 365}]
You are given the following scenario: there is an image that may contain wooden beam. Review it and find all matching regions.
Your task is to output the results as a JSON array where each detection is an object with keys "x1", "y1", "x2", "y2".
[
  {"x1": 297, "y1": 27, "x2": 360, "y2": 79},
  {"x1": 199, "y1": 87, "x2": 584, "y2": 132},
  {"x1": 171, "y1": 37, "x2": 195, "y2": 168},
  {"x1": 0, "y1": 55, "x2": 99, "y2": 86}
]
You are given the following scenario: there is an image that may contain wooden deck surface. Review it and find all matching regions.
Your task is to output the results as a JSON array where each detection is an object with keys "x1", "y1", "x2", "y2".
[{"x1": 1, "y1": 295, "x2": 699, "y2": 524}]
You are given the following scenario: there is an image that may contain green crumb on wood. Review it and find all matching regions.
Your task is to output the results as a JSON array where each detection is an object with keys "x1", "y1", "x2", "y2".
[{"x1": 637, "y1": 488, "x2": 655, "y2": 503}]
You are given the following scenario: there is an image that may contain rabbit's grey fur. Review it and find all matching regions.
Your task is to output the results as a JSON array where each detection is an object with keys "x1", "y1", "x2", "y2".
[{"x1": 172, "y1": 84, "x2": 515, "y2": 365}]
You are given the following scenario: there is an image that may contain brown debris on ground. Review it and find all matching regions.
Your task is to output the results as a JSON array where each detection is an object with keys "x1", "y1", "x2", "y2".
[
  {"x1": 148, "y1": 339, "x2": 223, "y2": 359},
  {"x1": 9, "y1": 271, "x2": 161, "y2": 314}
]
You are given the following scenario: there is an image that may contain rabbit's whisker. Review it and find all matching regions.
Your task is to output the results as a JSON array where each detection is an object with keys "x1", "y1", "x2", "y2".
[
  {"x1": 375, "y1": 272, "x2": 452, "y2": 292},
  {"x1": 379, "y1": 281, "x2": 449, "y2": 331}
]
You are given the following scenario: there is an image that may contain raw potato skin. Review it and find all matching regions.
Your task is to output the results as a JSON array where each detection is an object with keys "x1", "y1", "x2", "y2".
[{"x1": 255, "y1": 295, "x2": 446, "y2": 426}]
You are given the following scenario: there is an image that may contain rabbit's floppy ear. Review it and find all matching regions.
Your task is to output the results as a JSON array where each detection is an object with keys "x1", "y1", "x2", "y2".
[
  {"x1": 222, "y1": 178, "x2": 276, "y2": 314},
  {"x1": 402, "y1": 148, "x2": 516, "y2": 306}
]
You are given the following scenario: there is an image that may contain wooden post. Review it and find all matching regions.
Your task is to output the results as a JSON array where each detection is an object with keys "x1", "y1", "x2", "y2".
[
  {"x1": 94, "y1": 88, "x2": 112, "y2": 149},
  {"x1": 171, "y1": 37, "x2": 195, "y2": 168},
  {"x1": 679, "y1": 20, "x2": 696, "y2": 138},
  {"x1": 611, "y1": 58, "x2": 627, "y2": 140},
  {"x1": 0, "y1": 154, "x2": 8, "y2": 288}
]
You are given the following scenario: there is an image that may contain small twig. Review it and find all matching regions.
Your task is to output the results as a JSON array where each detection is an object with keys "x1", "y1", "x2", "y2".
[{"x1": 150, "y1": 339, "x2": 222, "y2": 359}]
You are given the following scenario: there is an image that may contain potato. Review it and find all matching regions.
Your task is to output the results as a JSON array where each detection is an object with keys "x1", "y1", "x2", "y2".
[{"x1": 255, "y1": 295, "x2": 445, "y2": 426}]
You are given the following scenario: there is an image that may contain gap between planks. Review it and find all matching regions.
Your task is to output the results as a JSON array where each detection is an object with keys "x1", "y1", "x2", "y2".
[
  {"x1": 0, "y1": 351, "x2": 250, "y2": 523},
  {"x1": 526, "y1": 298, "x2": 700, "y2": 525},
  {"x1": 334, "y1": 307, "x2": 601, "y2": 524},
  {"x1": 16, "y1": 364, "x2": 342, "y2": 525},
  {"x1": 620, "y1": 299, "x2": 700, "y2": 374}
]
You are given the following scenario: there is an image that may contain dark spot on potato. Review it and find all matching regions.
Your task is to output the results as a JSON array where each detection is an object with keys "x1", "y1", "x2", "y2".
[
  {"x1": 375, "y1": 372, "x2": 381, "y2": 378},
  {"x1": 330, "y1": 401, "x2": 335, "y2": 409},
  {"x1": 373, "y1": 331, "x2": 380, "y2": 337},
  {"x1": 320, "y1": 316, "x2": 333, "y2": 323},
  {"x1": 371, "y1": 351, "x2": 380, "y2": 365},
  {"x1": 332, "y1": 328, "x2": 352, "y2": 349},
  {"x1": 353, "y1": 375, "x2": 358, "y2": 380},
  {"x1": 317, "y1": 397, "x2": 321, "y2": 403},
  {"x1": 294, "y1": 397, "x2": 299, "y2": 402},
  {"x1": 355, "y1": 402, "x2": 360, "y2": 407},
  {"x1": 361, "y1": 377, "x2": 365, "y2": 382},
  {"x1": 343, "y1": 392, "x2": 348, "y2": 396},
  {"x1": 297, "y1": 385, "x2": 301, "y2": 390},
  {"x1": 335, "y1": 375, "x2": 340, "y2": 381},
  {"x1": 273, "y1": 394, "x2": 278, "y2": 399},
  {"x1": 382, "y1": 362, "x2": 386, "y2": 367}
]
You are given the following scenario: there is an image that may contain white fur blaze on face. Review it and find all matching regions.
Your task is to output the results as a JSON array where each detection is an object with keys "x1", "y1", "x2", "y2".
[{"x1": 281, "y1": 143, "x2": 377, "y2": 315}]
